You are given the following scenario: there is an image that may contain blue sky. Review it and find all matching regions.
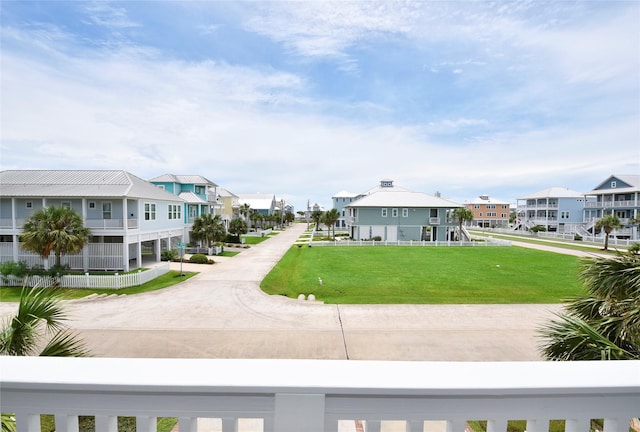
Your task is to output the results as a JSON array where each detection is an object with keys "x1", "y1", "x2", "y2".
[{"x1": 1, "y1": 1, "x2": 638, "y2": 211}]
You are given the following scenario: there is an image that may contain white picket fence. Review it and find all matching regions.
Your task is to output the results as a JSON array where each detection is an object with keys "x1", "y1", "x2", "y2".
[{"x1": 0, "y1": 262, "x2": 170, "y2": 290}]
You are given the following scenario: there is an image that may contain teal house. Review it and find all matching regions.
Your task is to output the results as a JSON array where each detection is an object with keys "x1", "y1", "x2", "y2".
[{"x1": 344, "y1": 180, "x2": 462, "y2": 242}]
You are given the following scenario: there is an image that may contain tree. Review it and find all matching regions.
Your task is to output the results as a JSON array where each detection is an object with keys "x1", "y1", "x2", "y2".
[
  {"x1": 20, "y1": 206, "x2": 92, "y2": 269},
  {"x1": 191, "y1": 214, "x2": 225, "y2": 247},
  {"x1": 228, "y1": 217, "x2": 248, "y2": 242},
  {"x1": 311, "y1": 210, "x2": 324, "y2": 230},
  {"x1": 0, "y1": 287, "x2": 89, "y2": 357},
  {"x1": 239, "y1": 203, "x2": 251, "y2": 225},
  {"x1": 595, "y1": 214, "x2": 622, "y2": 251},
  {"x1": 323, "y1": 209, "x2": 340, "y2": 239},
  {"x1": 538, "y1": 250, "x2": 640, "y2": 360},
  {"x1": 451, "y1": 207, "x2": 473, "y2": 241}
]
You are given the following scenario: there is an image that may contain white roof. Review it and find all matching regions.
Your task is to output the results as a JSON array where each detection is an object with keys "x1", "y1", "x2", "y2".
[
  {"x1": 149, "y1": 174, "x2": 218, "y2": 187},
  {"x1": 0, "y1": 170, "x2": 184, "y2": 201},
  {"x1": 332, "y1": 190, "x2": 357, "y2": 198},
  {"x1": 347, "y1": 190, "x2": 461, "y2": 208},
  {"x1": 237, "y1": 193, "x2": 275, "y2": 211},
  {"x1": 519, "y1": 187, "x2": 585, "y2": 200},
  {"x1": 178, "y1": 191, "x2": 206, "y2": 204},
  {"x1": 217, "y1": 188, "x2": 238, "y2": 198},
  {"x1": 467, "y1": 195, "x2": 509, "y2": 205}
]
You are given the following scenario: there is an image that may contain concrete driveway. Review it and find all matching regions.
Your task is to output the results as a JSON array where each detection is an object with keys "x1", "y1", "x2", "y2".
[{"x1": 0, "y1": 224, "x2": 567, "y2": 361}]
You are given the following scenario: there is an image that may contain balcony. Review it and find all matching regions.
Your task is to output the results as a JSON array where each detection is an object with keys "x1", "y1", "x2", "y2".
[{"x1": 2, "y1": 357, "x2": 638, "y2": 432}]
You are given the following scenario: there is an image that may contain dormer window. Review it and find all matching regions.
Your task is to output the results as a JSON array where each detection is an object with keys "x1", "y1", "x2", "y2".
[{"x1": 611, "y1": 181, "x2": 617, "y2": 189}]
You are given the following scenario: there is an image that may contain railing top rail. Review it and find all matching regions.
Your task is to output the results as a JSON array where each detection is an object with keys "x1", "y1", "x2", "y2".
[{"x1": 1, "y1": 357, "x2": 638, "y2": 397}]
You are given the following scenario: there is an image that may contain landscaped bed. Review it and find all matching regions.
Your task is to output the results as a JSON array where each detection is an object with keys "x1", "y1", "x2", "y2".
[{"x1": 260, "y1": 246, "x2": 584, "y2": 304}]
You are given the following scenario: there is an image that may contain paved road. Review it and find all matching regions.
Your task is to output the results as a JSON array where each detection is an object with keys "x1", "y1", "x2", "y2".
[{"x1": 0, "y1": 224, "x2": 572, "y2": 361}]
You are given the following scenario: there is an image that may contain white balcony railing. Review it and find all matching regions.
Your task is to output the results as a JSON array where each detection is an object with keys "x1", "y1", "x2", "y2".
[{"x1": 1, "y1": 357, "x2": 638, "y2": 432}]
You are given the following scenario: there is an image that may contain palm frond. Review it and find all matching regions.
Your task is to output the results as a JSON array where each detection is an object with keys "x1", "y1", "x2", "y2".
[
  {"x1": 538, "y1": 313, "x2": 638, "y2": 361},
  {"x1": 39, "y1": 329, "x2": 90, "y2": 357}
]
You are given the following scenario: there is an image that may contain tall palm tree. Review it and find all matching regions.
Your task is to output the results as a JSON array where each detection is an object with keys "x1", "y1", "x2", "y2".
[
  {"x1": 452, "y1": 207, "x2": 474, "y2": 241},
  {"x1": 20, "y1": 206, "x2": 92, "y2": 269},
  {"x1": 323, "y1": 209, "x2": 340, "y2": 239},
  {"x1": 0, "y1": 287, "x2": 89, "y2": 357},
  {"x1": 595, "y1": 214, "x2": 622, "y2": 251},
  {"x1": 311, "y1": 210, "x2": 324, "y2": 231},
  {"x1": 191, "y1": 214, "x2": 225, "y2": 247},
  {"x1": 538, "y1": 250, "x2": 640, "y2": 360},
  {"x1": 239, "y1": 203, "x2": 251, "y2": 225}
]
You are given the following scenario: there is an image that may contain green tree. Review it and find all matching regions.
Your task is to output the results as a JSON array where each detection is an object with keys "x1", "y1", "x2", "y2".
[
  {"x1": 323, "y1": 209, "x2": 340, "y2": 239},
  {"x1": 239, "y1": 203, "x2": 251, "y2": 226},
  {"x1": 0, "y1": 287, "x2": 89, "y2": 357},
  {"x1": 191, "y1": 214, "x2": 225, "y2": 247},
  {"x1": 20, "y1": 206, "x2": 92, "y2": 269},
  {"x1": 228, "y1": 217, "x2": 248, "y2": 242},
  {"x1": 284, "y1": 211, "x2": 295, "y2": 225},
  {"x1": 538, "y1": 250, "x2": 640, "y2": 360},
  {"x1": 452, "y1": 207, "x2": 474, "y2": 241},
  {"x1": 311, "y1": 210, "x2": 324, "y2": 231},
  {"x1": 595, "y1": 214, "x2": 622, "y2": 251}
]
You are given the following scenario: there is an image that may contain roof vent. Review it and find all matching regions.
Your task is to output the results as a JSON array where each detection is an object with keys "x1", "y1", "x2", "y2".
[{"x1": 380, "y1": 179, "x2": 394, "y2": 188}]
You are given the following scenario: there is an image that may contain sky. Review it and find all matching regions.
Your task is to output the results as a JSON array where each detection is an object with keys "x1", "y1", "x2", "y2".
[{"x1": 1, "y1": 1, "x2": 639, "y2": 211}]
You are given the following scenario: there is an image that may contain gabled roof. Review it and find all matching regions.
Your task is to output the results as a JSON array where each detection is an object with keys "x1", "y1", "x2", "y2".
[
  {"x1": 217, "y1": 188, "x2": 238, "y2": 198},
  {"x1": 237, "y1": 193, "x2": 275, "y2": 211},
  {"x1": 178, "y1": 191, "x2": 206, "y2": 204},
  {"x1": 332, "y1": 190, "x2": 358, "y2": 198},
  {"x1": 149, "y1": 174, "x2": 218, "y2": 187},
  {"x1": 346, "y1": 190, "x2": 461, "y2": 208},
  {"x1": 518, "y1": 187, "x2": 585, "y2": 200},
  {"x1": 590, "y1": 174, "x2": 640, "y2": 193},
  {"x1": 0, "y1": 170, "x2": 184, "y2": 201}
]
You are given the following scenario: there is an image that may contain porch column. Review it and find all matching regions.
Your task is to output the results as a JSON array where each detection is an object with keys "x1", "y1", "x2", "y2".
[
  {"x1": 11, "y1": 198, "x2": 19, "y2": 262},
  {"x1": 82, "y1": 198, "x2": 89, "y2": 272}
]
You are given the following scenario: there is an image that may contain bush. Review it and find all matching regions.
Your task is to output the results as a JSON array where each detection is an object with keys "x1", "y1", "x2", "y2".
[
  {"x1": 0, "y1": 261, "x2": 30, "y2": 277},
  {"x1": 189, "y1": 254, "x2": 214, "y2": 264},
  {"x1": 161, "y1": 249, "x2": 179, "y2": 262},
  {"x1": 574, "y1": 234, "x2": 583, "y2": 241},
  {"x1": 225, "y1": 234, "x2": 241, "y2": 244},
  {"x1": 372, "y1": 236, "x2": 382, "y2": 241}
]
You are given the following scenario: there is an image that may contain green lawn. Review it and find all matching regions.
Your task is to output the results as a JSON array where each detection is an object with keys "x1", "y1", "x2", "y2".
[{"x1": 260, "y1": 246, "x2": 585, "y2": 304}]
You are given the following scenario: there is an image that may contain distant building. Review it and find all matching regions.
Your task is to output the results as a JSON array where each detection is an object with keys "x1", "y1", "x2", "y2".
[
  {"x1": 465, "y1": 195, "x2": 510, "y2": 228},
  {"x1": 344, "y1": 179, "x2": 462, "y2": 242},
  {"x1": 332, "y1": 190, "x2": 358, "y2": 229},
  {"x1": 516, "y1": 187, "x2": 590, "y2": 232},
  {"x1": 584, "y1": 174, "x2": 640, "y2": 239}
]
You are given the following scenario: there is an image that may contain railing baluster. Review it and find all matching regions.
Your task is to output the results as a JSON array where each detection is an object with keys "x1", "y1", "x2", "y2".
[
  {"x1": 366, "y1": 419, "x2": 381, "y2": 432},
  {"x1": 94, "y1": 415, "x2": 117, "y2": 432},
  {"x1": 55, "y1": 415, "x2": 79, "y2": 432},
  {"x1": 15, "y1": 413, "x2": 40, "y2": 432},
  {"x1": 178, "y1": 417, "x2": 197, "y2": 432},
  {"x1": 221, "y1": 417, "x2": 237, "y2": 432},
  {"x1": 603, "y1": 418, "x2": 621, "y2": 432},
  {"x1": 408, "y1": 420, "x2": 424, "y2": 432},
  {"x1": 136, "y1": 416, "x2": 157, "y2": 432},
  {"x1": 565, "y1": 418, "x2": 590, "y2": 432},
  {"x1": 446, "y1": 419, "x2": 467, "y2": 432}
]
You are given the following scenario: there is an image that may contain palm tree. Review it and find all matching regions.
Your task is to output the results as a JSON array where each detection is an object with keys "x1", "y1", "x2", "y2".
[
  {"x1": 228, "y1": 217, "x2": 248, "y2": 243},
  {"x1": 0, "y1": 287, "x2": 89, "y2": 357},
  {"x1": 20, "y1": 206, "x2": 91, "y2": 269},
  {"x1": 595, "y1": 214, "x2": 622, "y2": 250},
  {"x1": 323, "y1": 209, "x2": 340, "y2": 239},
  {"x1": 452, "y1": 207, "x2": 474, "y2": 241},
  {"x1": 191, "y1": 214, "x2": 225, "y2": 247},
  {"x1": 239, "y1": 203, "x2": 251, "y2": 225},
  {"x1": 538, "y1": 250, "x2": 640, "y2": 360},
  {"x1": 311, "y1": 210, "x2": 324, "y2": 231}
]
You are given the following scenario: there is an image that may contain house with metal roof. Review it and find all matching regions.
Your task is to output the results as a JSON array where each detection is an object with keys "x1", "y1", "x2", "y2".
[
  {"x1": 584, "y1": 174, "x2": 640, "y2": 239},
  {"x1": 515, "y1": 187, "x2": 592, "y2": 232},
  {"x1": 0, "y1": 170, "x2": 186, "y2": 271},
  {"x1": 344, "y1": 179, "x2": 463, "y2": 242},
  {"x1": 148, "y1": 174, "x2": 221, "y2": 222}
]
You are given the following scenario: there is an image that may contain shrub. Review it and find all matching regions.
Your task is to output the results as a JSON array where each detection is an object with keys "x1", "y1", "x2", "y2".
[
  {"x1": 189, "y1": 254, "x2": 213, "y2": 264},
  {"x1": 574, "y1": 234, "x2": 583, "y2": 241},
  {"x1": 0, "y1": 261, "x2": 30, "y2": 277},
  {"x1": 372, "y1": 236, "x2": 382, "y2": 241},
  {"x1": 161, "y1": 249, "x2": 179, "y2": 262}
]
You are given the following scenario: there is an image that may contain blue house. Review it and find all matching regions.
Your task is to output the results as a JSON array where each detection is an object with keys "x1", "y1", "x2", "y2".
[
  {"x1": 584, "y1": 174, "x2": 640, "y2": 239},
  {"x1": 344, "y1": 180, "x2": 462, "y2": 242},
  {"x1": 515, "y1": 187, "x2": 591, "y2": 233}
]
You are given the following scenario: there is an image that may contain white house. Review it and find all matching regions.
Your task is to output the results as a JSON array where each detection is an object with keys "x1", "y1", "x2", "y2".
[{"x1": 0, "y1": 170, "x2": 186, "y2": 271}]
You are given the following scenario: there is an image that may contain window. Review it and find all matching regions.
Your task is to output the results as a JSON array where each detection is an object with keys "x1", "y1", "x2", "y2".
[
  {"x1": 502, "y1": 204, "x2": 509, "y2": 209},
  {"x1": 501, "y1": 213, "x2": 507, "y2": 218},
  {"x1": 102, "y1": 202, "x2": 112, "y2": 219},
  {"x1": 144, "y1": 203, "x2": 156, "y2": 220},
  {"x1": 61, "y1": 202, "x2": 71, "y2": 209},
  {"x1": 479, "y1": 212, "x2": 483, "y2": 216},
  {"x1": 487, "y1": 212, "x2": 497, "y2": 217},
  {"x1": 25, "y1": 201, "x2": 32, "y2": 209},
  {"x1": 486, "y1": 204, "x2": 496, "y2": 209},
  {"x1": 611, "y1": 181, "x2": 617, "y2": 188},
  {"x1": 89, "y1": 202, "x2": 96, "y2": 209},
  {"x1": 156, "y1": 185, "x2": 165, "y2": 190},
  {"x1": 392, "y1": 208, "x2": 398, "y2": 217},
  {"x1": 381, "y1": 208, "x2": 387, "y2": 217},
  {"x1": 402, "y1": 208, "x2": 409, "y2": 217},
  {"x1": 474, "y1": 204, "x2": 480, "y2": 209},
  {"x1": 168, "y1": 204, "x2": 182, "y2": 220}
]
